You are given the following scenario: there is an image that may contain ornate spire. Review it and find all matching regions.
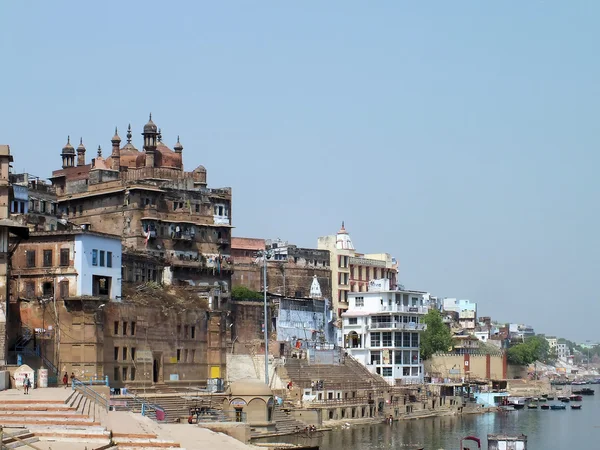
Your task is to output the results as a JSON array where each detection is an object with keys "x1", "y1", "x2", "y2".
[
  {"x1": 97, "y1": 145, "x2": 102, "y2": 157},
  {"x1": 174, "y1": 135, "x2": 183, "y2": 152},
  {"x1": 111, "y1": 127, "x2": 121, "y2": 143},
  {"x1": 157, "y1": 128, "x2": 162, "y2": 143},
  {"x1": 77, "y1": 137, "x2": 86, "y2": 151},
  {"x1": 62, "y1": 135, "x2": 74, "y2": 152},
  {"x1": 126, "y1": 124, "x2": 132, "y2": 144}
]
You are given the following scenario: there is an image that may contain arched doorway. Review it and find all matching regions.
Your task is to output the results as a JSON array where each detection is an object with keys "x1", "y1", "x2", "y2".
[{"x1": 348, "y1": 331, "x2": 360, "y2": 348}]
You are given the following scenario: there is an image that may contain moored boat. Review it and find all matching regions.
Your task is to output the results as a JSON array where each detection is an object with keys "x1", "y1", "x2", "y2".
[
  {"x1": 550, "y1": 404, "x2": 566, "y2": 410},
  {"x1": 569, "y1": 395, "x2": 583, "y2": 401},
  {"x1": 546, "y1": 396, "x2": 554, "y2": 400},
  {"x1": 558, "y1": 396, "x2": 570, "y2": 403},
  {"x1": 571, "y1": 404, "x2": 582, "y2": 410},
  {"x1": 573, "y1": 388, "x2": 594, "y2": 395},
  {"x1": 540, "y1": 404, "x2": 550, "y2": 410},
  {"x1": 527, "y1": 404, "x2": 538, "y2": 409}
]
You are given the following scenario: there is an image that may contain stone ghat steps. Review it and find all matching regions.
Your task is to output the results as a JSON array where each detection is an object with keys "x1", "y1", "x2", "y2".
[
  {"x1": 1, "y1": 430, "x2": 40, "y2": 449},
  {"x1": 125, "y1": 394, "x2": 228, "y2": 423},
  {"x1": 284, "y1": 359, "x2": 387, "y2": 391},
  {"x1": 0, "y1": 404, "x2": 75, "y2": 412},
  {"x1": 112, "y1": 432, "x2": 182, "y2": 449}
]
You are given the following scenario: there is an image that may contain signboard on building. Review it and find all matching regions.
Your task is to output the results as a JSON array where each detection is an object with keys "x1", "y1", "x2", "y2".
[
  {"x1": 383, "y1": 349, "x2": 391, "y2": 365},
  {"x1": 368, "y1": 279, "x2": 390, "y2": 292},
  {"x1": 136, "y1": 350, "x2": 153, "y2": 363}
]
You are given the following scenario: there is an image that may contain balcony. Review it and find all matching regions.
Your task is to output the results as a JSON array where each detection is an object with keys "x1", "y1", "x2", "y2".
[
  {"x1": 368, "y1": 322, "x2": 427, "y2": 331},
  {"x1": 172, "y1": 232, "x2": 195, "y2": 242},
  {"x1": 378, "y1": 305, "x2": 428, "y2": 314},
  {"x1": 217, "y1": 238, "x2": 230, "y2": 246}
]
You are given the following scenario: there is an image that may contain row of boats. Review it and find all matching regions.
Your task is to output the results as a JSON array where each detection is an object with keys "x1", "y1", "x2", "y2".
[{"x1": 501, "y1": 387, "x2": 594, "y2": 411}]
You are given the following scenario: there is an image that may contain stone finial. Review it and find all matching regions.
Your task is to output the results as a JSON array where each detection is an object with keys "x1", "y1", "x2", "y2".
[
  {"x1": 127, "y1": 124, "x2": 132, "y2": 143},
  {"x1": 97, "y1": 145, "x2": 102, "y2": 157}
]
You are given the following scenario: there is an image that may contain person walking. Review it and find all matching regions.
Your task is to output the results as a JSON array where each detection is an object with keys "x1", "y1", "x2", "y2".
[
  {"x1": 70, "y1": 372, "x2": 75, "y2": 387},
  {"x1": 62, "y1": 372, "x2": 68, "y2": 388},
  {"x1": 23, "y1": 374, "x2": 31, "y2": 395}
]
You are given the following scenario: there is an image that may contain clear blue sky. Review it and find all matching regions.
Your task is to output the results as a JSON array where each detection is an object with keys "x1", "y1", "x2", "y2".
[{"x1": 2, "y1": 1, "x2": 599, "y2": 341}]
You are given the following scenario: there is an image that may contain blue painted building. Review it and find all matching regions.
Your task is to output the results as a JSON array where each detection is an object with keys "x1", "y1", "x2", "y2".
[{"x1": 74, "y1": 233, "x2": 122, "y2": 300}]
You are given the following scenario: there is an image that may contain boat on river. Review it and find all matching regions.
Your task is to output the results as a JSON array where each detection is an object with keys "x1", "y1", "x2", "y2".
[
  {"x1": 551, "y1": 404, "x2": 566, "y2": 410},
  {"x1": 527, "y1": 403, "x2": 538, "y2": 409},
  {"x1": 541, "y1": 404, "x2": 550, "y2": 410},
  {"x1": 558, "y1": 396, "x2": 570, "y2": 403},
  {"x1": 569, "y1": 394, "x2": 583, "y2": 401},
  {"x1": 571, "y1": 404, "x2": 582, "y2": 410},
  {"x1": 573, "y1": 388, "x2": 595, "y2": 395}
]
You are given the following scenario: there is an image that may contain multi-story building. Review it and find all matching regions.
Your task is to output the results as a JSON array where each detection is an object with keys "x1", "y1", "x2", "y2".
[
  {"x1": 508, "y1": 324, "x2": 535, "y2": 341},
  {"x1": 0, "y1": 145, "x2": 30, "y2": 365},
  {"x1": 546, "y1": 336, "x2": 558, "y2": 353},
  {"x1": 442, "y1": 298, "x2": 477, "y2": 331},
  {"x1": 318, "y1": 223, "x2": 397, "y2": 319},
  {"x1": 232, "y1": 237, "x2": 332, "y2": 299},
  {"x1": 48, "y1": 116, "x2": 233, "y2": 303},
  {"x1": 10, "y1": 173, "x2": 60, "y2": 232},
  {"x1": 342, "y1": 288, "x2": 428, "y2": 385},
  {"x1": 556, "y1": 343, "x2": 569, "y2": 359},
  {"x1": 11, "y1": 230, "x2": 123, "y2": 303}
]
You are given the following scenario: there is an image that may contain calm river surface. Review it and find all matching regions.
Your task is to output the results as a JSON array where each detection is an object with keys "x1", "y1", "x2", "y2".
[{"x1": 264, "y1": 385, "x2": 600, "y2": 449}]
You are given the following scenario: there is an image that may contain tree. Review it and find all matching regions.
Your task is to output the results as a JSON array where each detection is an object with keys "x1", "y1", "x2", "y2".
[
  {"x1": 420, "y1": 309, "x2": 454, "y2": 360},
  {"x1": 507, "y1": 335, "x2": 550, "y2": 365},
  {"x1": 231, "y1": 286, "x2": 263, "y2": 301}
]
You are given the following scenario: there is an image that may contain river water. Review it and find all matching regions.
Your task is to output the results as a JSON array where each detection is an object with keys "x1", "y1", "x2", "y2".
[{"x1": 265, "y1": 385, "x2": 600, "y2": 449}]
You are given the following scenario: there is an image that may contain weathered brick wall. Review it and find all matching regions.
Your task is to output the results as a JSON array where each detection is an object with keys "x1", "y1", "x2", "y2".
[{"x1": 267, "y1": 264, "x2": 331, "y2": 299}]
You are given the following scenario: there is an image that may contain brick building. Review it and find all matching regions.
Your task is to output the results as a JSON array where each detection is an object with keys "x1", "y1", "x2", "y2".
[{"x1": 48, "y1": 116, "x2": 233, "y2": 302}]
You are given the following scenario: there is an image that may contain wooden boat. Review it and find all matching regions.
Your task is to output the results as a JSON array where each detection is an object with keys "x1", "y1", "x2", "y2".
[
  {"x1": 569, "y1": 395, "x2": 583, "y2": 401},
  {"x1": 540, "y1": 404, "x2": 550, "y2": 410},
  {"x1": 541, "y1": 394, "x2": 549, "y2": 398},
  {"x1": 571, "y1": 404, "x2": 582, "y2": 410},
  {"x1": 537, "y1": 397, "x2": 547, "y2": 402},
  {"x1": 573, "y1": 388, "x2": 594, "y2": 395},
  {"x1": 558, "y1": 396, "x2": 570, "y2": 403},
  {"x1": 551, "y1": 404, "x2": 566, "y2": 410},
  {"x1": 527, "y1": 404, "x2": 538, "y2": 409},
  {"x1": 546, "y1": 396, "x2": 554, "y2": 400}
]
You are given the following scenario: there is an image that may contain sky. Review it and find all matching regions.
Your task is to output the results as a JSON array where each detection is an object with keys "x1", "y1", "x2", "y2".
[{"x1": 1, "y1": 1, "x2": 599, "y2": 342}]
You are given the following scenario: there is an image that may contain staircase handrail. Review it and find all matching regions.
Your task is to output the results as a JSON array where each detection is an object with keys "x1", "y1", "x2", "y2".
[
  {"x1": 15, "y1": 347, "x2": 59, "y2": 375},
  {"x1": 72, "y1": 378, "x2": 109, "y2": 412}
]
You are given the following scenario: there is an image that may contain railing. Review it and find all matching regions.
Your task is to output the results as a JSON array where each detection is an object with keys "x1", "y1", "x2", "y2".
[
  {"x1": 15, "y1": 346, "x2": 59, "y2": 375},
  {"x1": 77, "y1": 375, "x2": 109, "y2": 386},
  {"x1": 119, "y1": 391, "x2": 166, "y2": 421},
  {"x1": 369, "y1": 322, "x2": 427, "y2": 331},
  {"x1": 194, "y1": 409, "x2": 247, "y2": 423},
  {"x1": 72, "y1": 378, "x2": 109, "y2": 412}
]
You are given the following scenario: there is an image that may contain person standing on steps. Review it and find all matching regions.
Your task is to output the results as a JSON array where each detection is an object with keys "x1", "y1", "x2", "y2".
[
  {"x1": 63, "y1": 372, "x2": 68, "y2": 388},
  {"x1": 70, "y1": 372, "x2": 75, "y2": 387},
  {"x1": 23, "y1": 374, "x2": 31, "y2": 394}
]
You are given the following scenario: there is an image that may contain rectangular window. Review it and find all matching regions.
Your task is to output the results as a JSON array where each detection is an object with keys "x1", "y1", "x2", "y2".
[
  {"x1": 26, "y1": 250, "x2": 36, "y2": 268},
  {"x1": 184, "y1": 325, "x2": 189, "y2": 338},
  {"x1": 403, "y1": 332, "x2": 410, "y2": 347},
  {"x1": 122, "y1": 367, "x2": 127, "y2": 381},
  {"x1": 177, "y1": 349, "x2": 181, "y2": 362},
  {"x1": 184, "y1": 349, "x2": 189, "y2": 362},
  {"x1": 382, "y1": 332, "x2": 392, "y2": 347},
  {"x1": 131, "y1": 322, "x2": 136, "y2": 336},
  {"x1": 177, "y1": 325, "x2": 181, "y2": 335},
  {"x1": 394, "y1": 351, "x2": 402, "y2": 365},
  {"x1": 394, "y1": 332, "x2": 402, "y2": 347},
  {"x1": 191, "y1": 349, "x2": 196, "y2": 362},
  {"x1": 60, "y1": 248, "x2": 70, "y2": 266},
  {"x1": 122, "y1": 322, "x2": 128, "y2": 336},
  {"x1": 131, "y1": 367, "x2": 136, "y2": 381},
  {"x1": 131, "y1": 347, "x2": 136, "y2": 361},
  {"x1": 25, "y1": 282, "x2": 35, "y2": 298},
  {"x1": 411, "y1": 333, "x2": 419, "y2": 348},
  {"x1": 107, "y1": 251, "x2": 112, "y2": 268},
  {"x1": 114, "y1": 367, "x2": 119, "y2": 381},
  {"x1": 92, "y1": 249, "x2": 98, "y2": 266},
  {"x1": 114, "y1": 347, "x2": 119, "y2": 361},
  {"x1": 43, "y1": 249, "x2": 53, "y2": 267},
  {"x1": 355, "y1": 297, "x2": 364, "y2": 307},
  {"x1": 99, "y1": 250, "x2": 105, "y2": 267},
  {"x1": 191, "y1": 326, "x2": 195, "y2": 339},
  {"x1": 370, "y1": 332, "x2": 381, "y2": 347},
  {"x1": 59, "y1": 280, "x2": 69, "y2": 299},
  {"x1": 195, "y1": 204, "x2": 200, "y2": 213},
  {"x1": 370, "y1": 351, "x2": 381, "y2": 365},
  {"x1": 114, "y1": 321, "x2": 119, "y2": 335},
  {"x1": 349, "y1": 318, "x2": 358, "y2": 325},
  {"x1": 382, "y1": 367, "x2": 393, "y2": 377},
  {"x1": 122, "y1": 347, "x2": 127, "y2": 361}
]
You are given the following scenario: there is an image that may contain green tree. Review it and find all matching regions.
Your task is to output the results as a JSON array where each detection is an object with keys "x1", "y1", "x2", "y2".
[
  {"x1": 231, "y1": 286, "x2": 263, "y2": 300},
  {"x1": 420, "y1": 309, "x2": 454, "y2": 360},
  {"x1": 507, "y1": 335, "x2": 550, "y2": 365}
]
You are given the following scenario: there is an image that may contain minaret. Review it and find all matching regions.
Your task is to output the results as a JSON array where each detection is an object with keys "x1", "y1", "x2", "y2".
[
  {"x1": 142, "y1": 113, "x2": 158, "y2": 168},
  {"x1": 111, "y1": 127, "x2": 121, "y2": 171},
  {"x1": 126, "y1": 124, "x2": 132, "y2": 144},
  {"x1": 76, "y1": 138, "x2": 86, "y2": 166},
  {"x1": 174, "y1": 135, "x2": 183, "y2": 154},
  {"x1": 61, "y1": 136, "x2": 75, "y2": 169}
]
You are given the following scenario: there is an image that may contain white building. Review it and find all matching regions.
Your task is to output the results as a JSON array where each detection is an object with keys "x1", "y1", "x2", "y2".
[
  {"x1": 442, "y1": 298, "x2": 477, "y2": 331},
  {"x1": 556, "y1": 343, "x2": 569, "y2": 359},
  {"x1": 342, "y1": 288, "x2": 428, "y2": 385}
]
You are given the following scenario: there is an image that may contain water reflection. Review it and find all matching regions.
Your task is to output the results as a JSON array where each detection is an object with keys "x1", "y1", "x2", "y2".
[{"x1": 259, "y1": 385, "x2": 600, "y2": 449}]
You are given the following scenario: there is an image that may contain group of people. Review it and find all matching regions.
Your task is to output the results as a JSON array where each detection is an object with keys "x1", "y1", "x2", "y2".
[{"x1": 62, "y1": 372, "x2": 75, "y2": 388}]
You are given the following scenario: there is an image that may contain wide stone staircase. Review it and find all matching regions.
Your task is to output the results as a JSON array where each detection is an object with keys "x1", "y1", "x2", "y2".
[
  {"x1": 111, "y1": 432, "x2": 182, "y2": 450},
  {"x1": 0, "y1": 392, "x2": 111, "y2": 446},
  {"x1": 0, "y1": 429, "x2": 40, "y2": 449}
]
